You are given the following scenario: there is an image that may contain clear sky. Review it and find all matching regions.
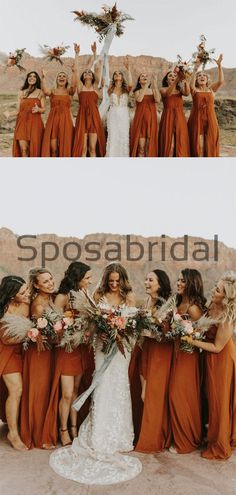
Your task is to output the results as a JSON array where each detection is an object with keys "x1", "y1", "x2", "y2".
[
  {"x1": 0, "y1": 0, "x2": 235, "y2": 67},
  {"x1": 0, "y1": 159, "x2": 235, "y2": 249}
]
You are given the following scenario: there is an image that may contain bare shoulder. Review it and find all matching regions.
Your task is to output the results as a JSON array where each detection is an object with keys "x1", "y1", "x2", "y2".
[
  {"x1": 54, "y1": 293, "x2": 68, "y2": 310},
  {"x1": 188, "y1": 304, "x2": 203, "y2": 321},
  {"x1": 30, "y1": 300, "x2": 45, "y2": 319}
]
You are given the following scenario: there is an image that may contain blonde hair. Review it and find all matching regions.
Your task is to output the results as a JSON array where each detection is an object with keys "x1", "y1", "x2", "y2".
[
  {"x1": 220, "y1": 271, "x2": 236, "y2": 324},
  {"x1": 196, "y1": 71, "x2": 211, "y2": 88},
  {"x1": 28, "y1": 267, "x2": 53, "y2": 299}
]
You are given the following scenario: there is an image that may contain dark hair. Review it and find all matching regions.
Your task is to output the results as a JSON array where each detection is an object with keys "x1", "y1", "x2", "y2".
[
  {"x1": 108, "y1": 71, "x2": 128, "y2": 95},
  {"x1": 152, "y1": 269, "x2": 172, "y2": 307},
  {"x1": 162, "y1": 71, "x2": 181, "y2": 91},
  {"x1": 176, "y1": 268, "x2": 206, "y2": 311},
  {"x1": 80, "y1": 70, "x2": 95, "y2": 86},
  {"x1": 21, "y1": 71, "x2": 41, "y2": 93},
  {"x1": 0, "y1": 276, "x2": 25, "y2": 318},
  {"x1": 133, "y1": 74, "x2": 151, "y2": 93},
  {"x1": 95, "y1": 263, "x2": 132, "y2": 300},
  {"x1": 58, "y1": 262, "x2": 90, "y2": 294}
]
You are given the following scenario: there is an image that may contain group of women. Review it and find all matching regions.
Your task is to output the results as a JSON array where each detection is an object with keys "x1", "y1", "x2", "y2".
[
  {"x1": 0, "y1": 262, "x2": 236, "y2": 478},
  {"x1": 10, "y1": 43, "x2": 224, "y2": 158}
]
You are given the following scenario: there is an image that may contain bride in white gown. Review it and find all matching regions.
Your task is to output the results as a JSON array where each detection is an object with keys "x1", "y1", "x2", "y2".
[
  {"x1": 105, "y1": 58, "x2": 133, "y2": 157},
  {"x1": 49, "y1": 264, "x2": 142, "y2": 485}
]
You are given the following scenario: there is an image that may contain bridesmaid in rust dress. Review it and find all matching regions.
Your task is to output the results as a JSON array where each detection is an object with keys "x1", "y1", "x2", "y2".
[
  {"x1": 72, "y1": 42, "x2": 106, "y2": 157},
  {"x1": 159, "y1": 71, "x2": 190, "y2": 157},
  {"x1": 182, "y1": 272, "x2": 236, "y2": 460},
  {"x1": 188, "y1": 54, "x2": 224, "y2": 157},
  {"x1": 12, "y1": 71, "x2": 45, "y2": 157},
  {"x1": 130, "y1": 73, "x2": 160, "y2": 157},
  {"x1": 41, "y1": 66, "x2": 76, "y2": 157},
  {"x1": 20, "y1": 268, "x2": 56, "y2": 449},
  {"x1": 0, "y1": 276, "x2": 30, "y2": 451},
  {"x1": 135, "y1": 269, "x2": 173, "y2": 453},
  {"x1": 43, "y1": 262, "x2": 94, "y2": 447},
  {"x1": 169, "y1": 269, "x2": 206, "y2": 454}
]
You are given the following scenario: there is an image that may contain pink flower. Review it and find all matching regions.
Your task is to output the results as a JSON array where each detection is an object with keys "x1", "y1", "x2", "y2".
[
  {"x1": 182, "y1": 321, "x2": 193, "y2": 335},
  {"x1": 53, "y1": 321, "x2": 63, "y2": 333},
  {"x1": 174, "y1": 312, "x2": 182, "y2": 321},
  {"x1": 27, "y1": 328, "x2": 39, "y2": 342},
  {"x1": 37, "y1": 317, "x2": 47, "y2": 329},
  {"x1": 62, "y1": 317, "x2": 74, "y2": 329},
  {"x1": 115, "y1": 316, "x2": 126, "y2": 330}
]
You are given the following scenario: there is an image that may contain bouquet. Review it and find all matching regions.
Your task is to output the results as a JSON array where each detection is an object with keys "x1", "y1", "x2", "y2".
[
  {"x1": 174, "y1": 55, "x2": 193, "y2": 79},
  {"x1": 0, "y1": 314, "x2": 33, "y2": 345},
  {"x1": 166, "y1": 312, "x2": 217, "y2": 353},
  {"x1": 72, "y1": 3, "x2": 134, "y2": 42},
  {"x1": 192, "y1": 35, "x2": 215, "y2": 69},
  {"x1": 0, "y1": 48, "x2": 26, "y2": 71},
  {"x1": 39, "y1": 44, "x2": 70, "y2": 64},
  {"x1": 23, "y1": 307, "x2": 68, "y2": 352},
  {"x1": 59, "y1": 309, "x2": 93, "y2": 353}
]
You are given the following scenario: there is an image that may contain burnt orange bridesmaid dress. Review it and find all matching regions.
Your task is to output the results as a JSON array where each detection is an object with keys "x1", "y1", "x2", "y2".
[
  {"x1": 136, "y1": 338, "x2": 173, "y2": 453},
  {"x1": 159, "y1": 94, "x2": 190, "y2": 157},
  {"x1": 0, "y1": 341, "x2": 23, "y2": 422},
  {"x1": 169, "y1": 344, "x2": 202, "y2": 453},
  {"x1": 130, "y1": 95, "x2": 158, "y2": 157},
  {"x1": 188, "y1": 91, "x2": 220, "y2": 157},
  {"x1": 41, "y1": 94, "x2": 74, "y2": 157},
  {"x1": 202, "y1": 326, "x2": 236, "y2": 460},
  {"x1": 13, "y1": 95, "x2": 44, "y2": 157},
  {"x1": 72, "y1": 91, "x2": 106, "y2": 157},
  {"x1": 20, "y1": 345, "x2": 55, "y2": 449}
]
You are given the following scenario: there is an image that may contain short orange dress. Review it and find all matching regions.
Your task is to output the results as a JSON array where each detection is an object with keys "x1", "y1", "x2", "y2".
[
  {"x1": 202, "y1": 325, "x2": 236, "y2": 460},
  {"x1": 135, "y1": 339, "x2": 173, "y2": 453},
  {"x1": 159, "y1": 94, "x2": 190, "y2": 157},
  {"x1": 130, "y1": 95, "x2": 158, "y2": 157},
  {"x1": 0, "y1": 341, "x2": 23, "y2": 375},
  {"x1": 13, "y1": 95, "x2": 44, "y2": 157},
  {"x1": 188, "y1": 91, "x2": 220, "y2": 157},
  {"x1": 72, "y1": 91, "x2": 106, "y2": 157},
  {"x1": 41, "y1": 94, "x2": 74, "y2": 157}
]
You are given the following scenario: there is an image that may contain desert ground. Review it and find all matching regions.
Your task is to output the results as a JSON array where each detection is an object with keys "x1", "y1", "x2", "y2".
[{"x1": 1, "y1": 421, "x2": 236, "y2": 495}]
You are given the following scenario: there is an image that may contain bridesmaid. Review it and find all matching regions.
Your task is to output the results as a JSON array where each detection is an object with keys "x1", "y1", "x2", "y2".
[
  {"x1": 0, "y1": 276, "x2": 30, "y2": 451},
  {"x1": 73, "y1": 42, "x2": 106, "y2": 157},
  {"x1": 12, "y1": 71, "x2": 45, "y2": 157},
  {"x1": 41, "y1": 64, "x2": 76, "y2": 157},
  {"x1": 182, "y1": 272, "x2": 236, "y2": 460},
  {"x1": 43, "y1": 262, "x2": 93, "y2": 447},
  {"x1": 135, "y1": 269, "x2": 173, "y2": 453},
  {"x1": 169, "y1": 268, "x2": 206, "y2": 454},
  {"x1": 20, "y1": 268, "x2": 56, "y2": 449},
  {"x1": 188, "y1": 54, "x2": 224, "y2": 157},
  {"x1": 159, "y1": 71, "x2": 190, "y2": 157},
  {"x1": 130, "y1": 73, "x2": 160, "y2": 157}
]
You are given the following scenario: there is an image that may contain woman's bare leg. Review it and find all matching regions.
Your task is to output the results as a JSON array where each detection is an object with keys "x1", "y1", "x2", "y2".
[
  {"x1": 59, "y1": 375, "x2": 74, "y2": 445},
  {"x1": 138, "y1": 138, "x2": 146, "y2": 157},
  {"x1": 3, "y1": 373, "x2": 28, "y2": 451},
  {"x1": 70, "y1": 374, "x2": 82, "y2": 438},
  {"x1": 18, "y1": 140, "x2": 29, "y2": 157},
  {"x1": 50, "y1": 138, "x2": 58, "y2": 157},
  {"x1": 82, "y1": 134, "x2": 88, "y2": 157},
  {"x1": 140, "y1": 374, "x2": 146, "y2": 402},
  {"x1": 88, "y1": 133, "x2": 98, "y2": 157}
]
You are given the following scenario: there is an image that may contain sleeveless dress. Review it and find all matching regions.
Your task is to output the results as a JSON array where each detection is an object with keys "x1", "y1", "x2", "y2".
[
  {"x1": 13, "y1": 94, "x2": 44, "y2": 157},
  {"x1": 72, "y1": 91, "x2": 106, "y2": 157},
  {"x1": 49, "y1": 299, "x2": 142, "y2": 485},
  {"x1": 188, "y1": 91, "x2": 220, "y2": 157},
  {"x1": 130, "y1": 94, "x2": 158, "y2": 157},
  {"x1": 201, "y1": 325, "x2": 236, "y2": 459},
  {"x1": 0, "y1": 340, "x2": 23, "y2": 423},
  {"x1": 106, "y1": 92, "x2": 130, "y2": 157},
  {"x1": 159, "y1": 93, "x2": 190, "y2": 157},
  {"x1": 41, "y1": 94, "x2": 74, "y2": 157}
]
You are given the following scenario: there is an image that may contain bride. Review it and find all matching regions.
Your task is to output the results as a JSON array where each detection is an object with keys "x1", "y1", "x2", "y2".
[
  {"x1": 49, "y1": 263, "x2": 142, "y2": 485},
  {"x1": 105, "y1": 57, "x2": 133, "y2": 157}
]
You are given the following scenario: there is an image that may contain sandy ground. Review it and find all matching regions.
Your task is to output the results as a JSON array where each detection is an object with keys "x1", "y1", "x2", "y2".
[{"x1": 1, "y1": 422, "x2": 236, "y2": 495}]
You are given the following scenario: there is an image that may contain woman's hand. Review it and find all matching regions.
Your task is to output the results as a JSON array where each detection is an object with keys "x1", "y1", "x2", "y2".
[
  {"x1": 91, "y1": 41, "x2": 97, "y2": 54},
  {"x1": 214, "y1": 54, "x2": 223, "y2": 67},
  {"x1": 74, "y1": 43, "x2": 80, "y2": 55},
  {"x1": 181, "y1": 335, "x2": 194, "y2": 345},
  {"x1": 124, "y1": 55, "x2": 130, "y2": 70},
  {"x1": 194, "y1": 58, "x2": 202, "y2": 71},
  {"x1": 3, "y1": 110, "x2": 10, "y2": 120},
  {"x1": 41, "y1": 69, "x2": 46, "y2": 79},
  {"x1": 32, "y1": 103, "x2": 40, "y2": 114}
]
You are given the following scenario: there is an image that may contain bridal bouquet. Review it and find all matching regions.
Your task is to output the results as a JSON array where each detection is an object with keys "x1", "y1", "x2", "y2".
[
  {"x1": 23, "y1": 307, "x2": 70, "y2": 352},
  {"x1": 39, "y1": 44, "x2": 70, "y2": 64},
  {"x1": 192, "y1": 34, "x2": 215, "y2": 69},
  {"x1": 72, "y1": 3, "x2": 134, "y2": 42},
  {"x1": 174, "y1": 55, "x2": 193, "y2": 79},
  {"x1": 0, "y1": 48, "x2": 26, "y2": 71},
  {"x1": 59, "y1": 309, "x2": 93, "y2": 352}
]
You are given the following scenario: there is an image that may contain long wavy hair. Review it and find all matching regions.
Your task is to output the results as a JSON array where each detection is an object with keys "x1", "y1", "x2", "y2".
[
  {"x1": 133, "y1": 74, "x2": 151, "y2": 93},
  {"x1": 108, "y1": 71, "x2": 129, "y2": 95},
  {"x1": 176, "y1": 268, "x2": 207, "y2": 311},
  {"x1": 152, "y1": 269, "x2": 172, "y2": 308},
  {"x1": 219, "y1": 271, "x2": 236, "y2": 324},
  {"x1": 95, "y1": 263, "x2": 132, "y2": 301},
  {"x1": 80, "y1": 69, "x2": 95, "y2": 85},
  {"x1": 0, "y1": 276, "x2": 26, "y2": 318},
  {"x1": 195, "y1": 71, "x2": 211, "y2": 88},
  {"x1": 21, "y1": 71, "x2": 41, "y2": 97},
  {"x1": 162, "y1": 71, "x2": 181, "y2": 91},
  {"x1": 28, "y1": 267, "x2": 53, "y2": 299},
  {"x1": 58, "y1": 262, "x2": 90, "y2": 294}
]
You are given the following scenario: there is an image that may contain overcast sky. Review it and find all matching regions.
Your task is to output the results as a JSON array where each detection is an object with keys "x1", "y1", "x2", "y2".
[
  {"x1": 0, "y1": 0, "x2": 235, "y2": 67},
  {"x1": 0, "y1": 159, "x2": 235, "y2": 249}
]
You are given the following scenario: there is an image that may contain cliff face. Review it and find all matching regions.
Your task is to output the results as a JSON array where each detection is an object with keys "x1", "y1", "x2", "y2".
[{"x1": 0, "y1": 229, "x2": 235, "y2": 302}]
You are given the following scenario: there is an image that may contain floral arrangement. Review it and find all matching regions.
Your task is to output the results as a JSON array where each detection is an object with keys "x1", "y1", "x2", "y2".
[
  {"x1": 72, "y1": 3, "x2": 134, "y2": 42},
  {"x1": 192, "y1": 35, "x2": 215, "y2": 69},
  {"x1": 174, "y1": 55, "x2": 193, "y2": 79},
  {"x1": 39, "y1": 44, "x2": 70, "y2": 64},
  {"x1": 58, "y1": 309, "x2": 93, "y2": 352},
  {"x1": 0, "y1": 48, "x2": 26, "y2": 71},
  {"x1": 23, "y1": 307, "x2": 72, "y2": 352}
]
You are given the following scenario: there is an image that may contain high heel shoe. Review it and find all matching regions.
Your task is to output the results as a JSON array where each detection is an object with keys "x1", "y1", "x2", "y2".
[
  {"x1": 59, "y1": 428, "x2": 72, "y2": 446},
  {"x1": 70, "y1": 425, "x2": 78, "y2": 439}
]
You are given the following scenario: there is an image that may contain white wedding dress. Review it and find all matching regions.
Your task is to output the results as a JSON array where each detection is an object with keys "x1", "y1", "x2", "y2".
[
  {"x1": 106, "y1": 92, "x2": 130, "y2": 157},
  {"x1": 49, "y1": 302, "x2": 142, "y2": 485}
]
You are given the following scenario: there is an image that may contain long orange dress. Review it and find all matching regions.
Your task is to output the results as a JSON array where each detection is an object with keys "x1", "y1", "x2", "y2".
[
  {"x1": 128, "y1": 344, "x2": 143, "y2": 443},
  {"x1": 202, "y1": 326, "x2": 236, "y2": 460},
  {"x1": 135, "y1": 339, "x2": 173, "y2": 453},
  {"x1": 13, "y1": 96, "x2": 44, "y2": 157},
  {"x1": 72, "y1": 91, "x2": 106, "y2": 157},
  {"x1": 0, "y1": 341, "x2": 23, "y2": 422},
  {"x1": 188, "y1": 91, "x2": 220, "y2": 157},
  {"x1": 169, "y1": 343, "x2": 202, "y2": 453},
  {"x1": 130, "y1": 95, "x2": 158, "y2": 157},
  {"x1": 20, "y1": 345, "x2": 55, "y2": 449},
  {"x1": 41, "y1": 94, "x2": 74, "y2": 157},
  {"x1": 159, "y1": 94, "x2": 190, "y2": 157}
]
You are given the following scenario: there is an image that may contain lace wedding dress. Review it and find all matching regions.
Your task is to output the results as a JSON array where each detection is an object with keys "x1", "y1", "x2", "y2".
[
  {"x1": 106, "y1": 92, "x2": 130, "y2": 157},
  {"x1": 49, "y1": 301, "x2": 142, "y2": 485}
]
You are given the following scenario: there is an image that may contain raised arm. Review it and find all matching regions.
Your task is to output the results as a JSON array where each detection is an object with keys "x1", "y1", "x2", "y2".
[
  {"x1": 74, "y1": 43, "x2": 83, "y2": 93},
  {"x1": 41, "y1": 69, "x2": 52, "y2": 96},
  {"x1": 190, "y1": 59, "x2": 201, "y2": 94},
  {"x1": 151, "y1": 74, "x2": 161, "y2": 103},
  {"x1": 211, "y1": 54, "x2": 224, "y2": 93},
  {"x1": 54, "y1": 293, "x2": 68, "y2": 311},
  {"x1": 135, "y1": 82, "x2": 149, "y2": 102},
  {"x1": 124, "y1": 56, "x2": 133, "y2": 90},
  {"x1": 180, "y1": 74, "x2": 191, "y2": 96}
]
